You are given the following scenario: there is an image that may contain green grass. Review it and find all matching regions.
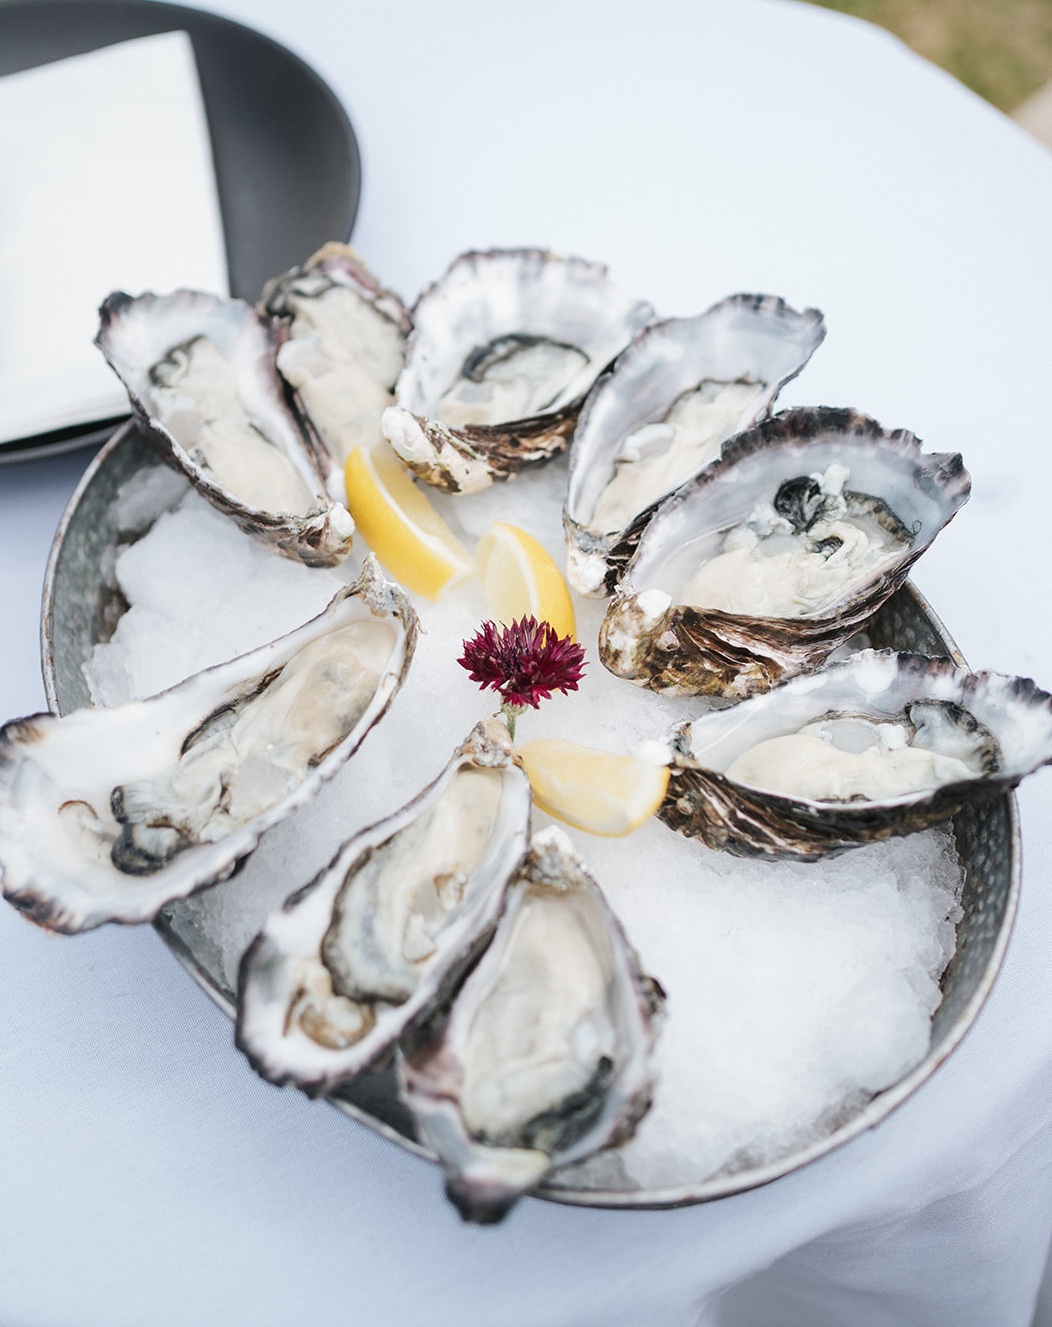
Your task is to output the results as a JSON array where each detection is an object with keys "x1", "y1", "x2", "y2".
[{"x1": 803, "y1": 0, "x2": 1052, "y2": 111}]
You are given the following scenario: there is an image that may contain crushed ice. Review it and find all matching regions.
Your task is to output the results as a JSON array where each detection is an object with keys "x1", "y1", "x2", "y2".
[{"x1": 84, "y1": 453, "x2": 963, "y2": 1187}]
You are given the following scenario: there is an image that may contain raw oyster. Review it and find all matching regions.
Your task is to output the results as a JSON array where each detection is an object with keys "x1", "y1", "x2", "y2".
[
  {"x1": 599, "y1": 407, "x2": 971, "y2": 698},
  {"x1": 660, "y1": 649, "x2": 1052, "y2": 859},
  {"x1": 564, "y1": 295, "x2": 827, "y2": 597},
  {"x1": 96, "y1": 289, "x2": 355, "y2": 566},
  {"x1": 0, "y1": 558, "x2": 417, "y2": 933},
  {"x1": 261, "y1": 243, "x2": 411, "y2": 498},
  {"x1": 382, "y1": 248, "x2": 654, "y2": 493},
  {"x1": 235, "y1": 718, "x2": 531, "y2": 1094},
  {"x1": 399, "y1": 825, "x2": 665, "y2": 1224}
]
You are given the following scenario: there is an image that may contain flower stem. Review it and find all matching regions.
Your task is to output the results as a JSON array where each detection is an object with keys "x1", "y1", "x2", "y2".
[{"x1": 499, "y1": 703, "x2": 526, "y2": 742}]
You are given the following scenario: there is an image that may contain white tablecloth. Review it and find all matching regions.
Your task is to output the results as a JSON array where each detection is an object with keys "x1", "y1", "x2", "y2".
[{"x1": 3, "y1": 3, "x2": 1052, "y2": 1324}]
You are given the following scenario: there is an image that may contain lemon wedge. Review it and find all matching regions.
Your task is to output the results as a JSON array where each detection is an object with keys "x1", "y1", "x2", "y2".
[
  {"x1": 516, "y1": 737, "x2": 670, "y2": 837},
  {"x1": 344, "y1": 445, "x2": 474, "y2": 600},
  {"x1": 475, "y1": 521, "x2": 576, "y2": 639}
]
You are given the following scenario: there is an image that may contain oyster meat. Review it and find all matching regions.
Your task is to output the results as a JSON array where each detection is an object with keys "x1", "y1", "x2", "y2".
[
  {"x1": 679, "y1": 462, "x2": 911, "y2": 617},
  {"x1": 564, "y1": 295, "x2": 826, "y2": 596},
  {"x1": 96, "y1": 289, "x2": 354, "y2": 566},
  {"x1": 660, "y1": 649, "x2": 1052, "y2": 858},
  {"x1": 0, "y1": 559, "x2": 417, "y2": 932},
  {"x1": 399, "y1": 826, "x2": 665, "y2": 1224},
  {"x1": 235, "y1": 719, "x2": 531, "y2": 1093},
  {"x1": 383, "y1": 248, "x2": 654, "y2": 493},
  {"x1": 262, "y1": 243, "x2": 412, "y2": 498},
  {"x1": 599, "y1": 407, "x2": 971, "y2": 698}
]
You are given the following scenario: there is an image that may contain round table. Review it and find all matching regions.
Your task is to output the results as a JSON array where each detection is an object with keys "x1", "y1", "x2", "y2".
[{"x1": 2, "y1": 2, "x2": 1052, "y2": 1324}]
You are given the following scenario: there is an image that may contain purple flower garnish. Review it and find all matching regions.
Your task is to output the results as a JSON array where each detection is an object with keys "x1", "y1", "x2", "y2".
[{"x1": 458, "y1": 617, "x2": 587, "y2": 711}]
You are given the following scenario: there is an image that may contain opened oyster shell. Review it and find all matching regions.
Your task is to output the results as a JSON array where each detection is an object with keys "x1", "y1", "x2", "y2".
[
  {"x1": 382, "y1": 248, "x2": 654, "y2": 493},
  {"x1": 564, "y1": 295, "x2": 827, "y2": 597},
  {"x1": 96, "y1": 289, "x2": 355, "y2": 566},
  {"x1": 0, "y1": 558, "x2": 417, "y2": 933},
  {"x1": 399, "y1": 826, "x2": 665, "y2": 1224},
  {"x1": 235, "y1": 718, "x2": 532, "y2": 1094},
  {"x1": 660, "y1": 649, "x2": 1052, "y2": 859},
  {"x1": 599, "y1": 407, "x2": 971, "y2": 698},
  {"x1": 261, "y1": 243, "x2": 412, "y2": 500}
]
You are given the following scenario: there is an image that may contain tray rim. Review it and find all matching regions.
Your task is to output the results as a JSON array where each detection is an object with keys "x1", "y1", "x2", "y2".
[{"x1": 39, "y1": 419, "x2": 1023, "y2": 1210}]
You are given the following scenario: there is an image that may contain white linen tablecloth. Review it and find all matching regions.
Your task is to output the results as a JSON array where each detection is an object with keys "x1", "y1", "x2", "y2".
[{"x1": 2, "y1": 2, "x2": 1052, "y2": 1324}]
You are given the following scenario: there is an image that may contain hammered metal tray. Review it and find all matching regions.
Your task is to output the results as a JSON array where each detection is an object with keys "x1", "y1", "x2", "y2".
[{"x1": 40, "y1": 420, "x2": 1020, "y2": 1209}]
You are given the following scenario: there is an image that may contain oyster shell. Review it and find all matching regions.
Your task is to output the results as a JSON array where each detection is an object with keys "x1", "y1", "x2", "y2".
[
  {"x1": 261, "y1": 243, "x2": 412, "y2": 499},
  {"x1": 660, "y1": 649, "x2": 1052, "y2": 859},
  {"x1": 382, "y1": 248, "x2": 654, "y2": 493},
  {"x1": 95, "y1": 289, "x2": 355, "y2": 567},
  {"x1": 235, "y1": 718, "x2": 532, "y2": 1094},
  {"x1": 399, "y1": 826, "x2": 665, "y2": 1224},
  {"x1": 564, "y1": 295, "x2": 827, "y2": 597},
  {"x1": 0, "y1": 558, "x2": 417, "y2": 933},
  {"x1": 599, "y1": 407, "x2": 971, "y2": 698}
]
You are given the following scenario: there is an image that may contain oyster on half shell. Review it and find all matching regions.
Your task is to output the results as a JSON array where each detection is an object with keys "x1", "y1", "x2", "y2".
[
  {"x1": 564, "y1": 295, "x2": 827, "y2": 597},
  {"x1": 235, "y1": 718, "x2": 531, "y2": 1094},
  {"x1": 599, "y1": 407, "x2": 971, "y2": 699},
  {"x1": 399, "y1": 826, "x2": 665, "y2": 1224},
  {"x1": 660, "y1": 650, "x2": 1052, "y2": 859},
  {"x1": 0, "y1": 558, "x2": 417, "y2": 933},
  {"x1": 96, "y1": 289, "x2": 355, "y2": 567},
  {"x1": 262, "y1": 243, "x2": 412, "y2": 500},
  {"x1": 382, "y1": 249, "x2": 654, "y2": 494}
]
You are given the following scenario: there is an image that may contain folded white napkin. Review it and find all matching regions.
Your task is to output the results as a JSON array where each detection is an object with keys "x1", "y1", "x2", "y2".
[{"x1": 0, "y1": 31, "x2": 229, "y2": 445}]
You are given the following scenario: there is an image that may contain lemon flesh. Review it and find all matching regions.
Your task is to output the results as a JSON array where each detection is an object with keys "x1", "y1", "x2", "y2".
[
  {"x1": 517, "y1": 737, "x2": 670, "y2": 837},
  {"x1": 344, "y1": 445, "x2": 473, "y2": 600},
  {"x1": 475, "y1": 520, "x2": 576, "y2": 639}
]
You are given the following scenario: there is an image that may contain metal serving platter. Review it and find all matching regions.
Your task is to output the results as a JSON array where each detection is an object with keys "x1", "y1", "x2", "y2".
[
  {"x1": 41, "y1": 421, "x2": 1021, "y2": 1210},
  {"x1": 0, "y1": 0, "x2": 360, "y2": 462}
]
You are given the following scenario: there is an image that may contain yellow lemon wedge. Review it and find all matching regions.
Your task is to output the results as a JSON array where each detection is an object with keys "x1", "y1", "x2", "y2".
[
  {"x1": 516, "y1": 737, "x2": 670, "y2": 837},
  {"x1": 344, "y1": 445, "x2": 474, "y2": 600},
  {"x1": 475, "y1": 521, "x2": 576, "y2": 639}
]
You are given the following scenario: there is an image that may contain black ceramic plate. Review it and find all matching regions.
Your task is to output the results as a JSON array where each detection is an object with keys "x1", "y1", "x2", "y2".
[{"x1": 0, "y1": 0, "x2": 360, "y2": 462}]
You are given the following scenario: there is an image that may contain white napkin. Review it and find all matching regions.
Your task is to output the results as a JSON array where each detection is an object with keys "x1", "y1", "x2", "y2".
[{"x1": 0, "y1": 31, "x2": 229, "y2": 445}]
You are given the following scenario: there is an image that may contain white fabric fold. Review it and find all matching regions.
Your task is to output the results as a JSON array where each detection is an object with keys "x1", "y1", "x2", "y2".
[{"x1": 0, "y1": 31, "x2": 229, "y2": 444}]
